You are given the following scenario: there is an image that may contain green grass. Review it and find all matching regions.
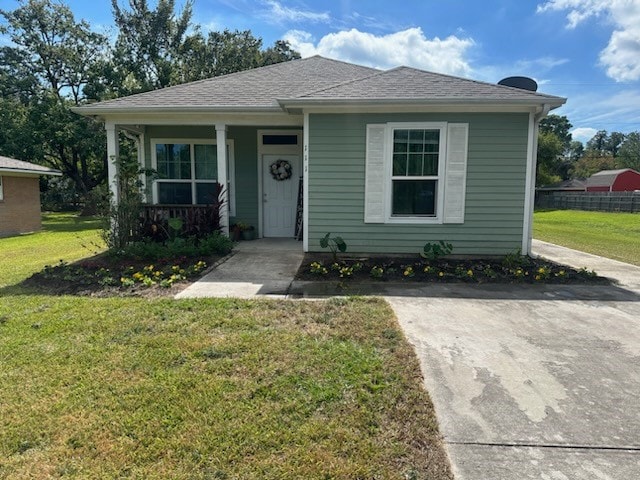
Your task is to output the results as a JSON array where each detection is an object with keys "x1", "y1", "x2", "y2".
[
  {"x1": 534, "y1": 210, "x2": 640, "y2": 266},
  {"x1": 0, "y1": 296, "x2": 452, "y2": 479},
  {"x1": 0, "y1": 213, "x2": 452, "y2": 478},
  {"x1": 0, "y1": 213, "x2": 104, "y2": 288}
]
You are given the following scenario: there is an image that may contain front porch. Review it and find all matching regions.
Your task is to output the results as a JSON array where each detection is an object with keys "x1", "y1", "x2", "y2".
[{"x1": 105, "y1": 120, "x2": 307, "y2": 247}]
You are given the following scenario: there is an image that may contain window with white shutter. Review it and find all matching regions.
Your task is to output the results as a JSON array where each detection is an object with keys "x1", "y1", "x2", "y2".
[{"x1": 364, "y1": 122, "x2": 468, "y2": 224}]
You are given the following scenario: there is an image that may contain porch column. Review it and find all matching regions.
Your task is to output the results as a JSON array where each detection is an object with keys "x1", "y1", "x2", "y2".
[
  {"x1": 105, "y1": 122, "x2": 120, "y2": 205},
  {"x1": 215, "y1": 123, "x2": 229, "y2": 235}
]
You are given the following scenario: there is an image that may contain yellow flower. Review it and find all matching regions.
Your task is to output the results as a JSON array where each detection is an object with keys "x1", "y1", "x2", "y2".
[
  {"x1": 466, "y1": 269, "x2": 473, "y2": 277},
  {"x1": 438, "y1": 271, "x2": 444, "y2": 277}
]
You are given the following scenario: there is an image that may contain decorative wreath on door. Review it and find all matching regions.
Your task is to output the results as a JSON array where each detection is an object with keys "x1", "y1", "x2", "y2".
[{"x1": 269, "y1": 159, "x2": 293, "y2": 181}]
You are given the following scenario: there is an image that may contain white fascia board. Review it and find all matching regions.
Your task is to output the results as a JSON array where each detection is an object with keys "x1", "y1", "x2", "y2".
[
  {"x1": 81, "y1": 112, "x2": 303, "y2": 127},
  {"x1": 279, "y1": 97, "x2": 566, "y2": 110},
  {"x1": 72, "y1": 105, "x2": 283, "y2": 115},
  {"x1": 0, "y1": 168, "x2": 62, "y2": 177},
  {"x1": 296, "y1": 104, "x2": 551, "y2": 115}
]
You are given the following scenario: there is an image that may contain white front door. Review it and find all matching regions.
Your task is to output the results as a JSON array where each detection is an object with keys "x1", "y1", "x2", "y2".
[{"x1": 262, "y1": 154, "x2": 300, "y2": 237}]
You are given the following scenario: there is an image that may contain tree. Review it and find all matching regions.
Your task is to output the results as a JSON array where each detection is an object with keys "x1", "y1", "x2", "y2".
[
  {"x1": 261, "y1": 40, "x2": 301, "y2": 66},
  {"x1": 571, "y1": 152, "x2": 616, "y2": 178},
  {"x1": 618, "y1": 132, "x2": 640, "y2": 171},
  {"x1": 111, "y1": 0, "x2": 194, "y2": 93},
  {"x1": 584, "y1": 130, "x2": 626, "y2": 157},
  {"x1": 567, "y1": 140, "x2": 584, "y2": 162},
  {"x1": 586, "y1": 130, "x2": 608, "y2": 153},
  {"x1": 0, "y1": 0, "x2": 109, "y2": 197},
  {"x1": 536, "y1": 131, "x2": 564, "y2": 186},
  {"x1": 539, "y1": 114, "x2": 572, "y2": 150},
  {"x1": 606, "y1": 131, "x2": 626, "y2": 158}
]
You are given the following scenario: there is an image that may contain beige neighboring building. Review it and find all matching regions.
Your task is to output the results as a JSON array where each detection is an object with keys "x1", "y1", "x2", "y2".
[{"x1": 0, "y1": 156, "x2": 62, "y2": 237}]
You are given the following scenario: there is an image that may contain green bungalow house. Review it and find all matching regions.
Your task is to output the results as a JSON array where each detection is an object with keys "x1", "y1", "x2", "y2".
[{"x1": 75, "y1": 56, "x2": 565, "y2": 255}]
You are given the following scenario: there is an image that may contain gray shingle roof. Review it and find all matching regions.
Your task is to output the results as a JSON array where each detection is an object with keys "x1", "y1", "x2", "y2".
[
  {"x1": 75, "y1": 55, "x2": 565, "y2": 114},
  {"x1": 0, "y1": 156, "x2": 62, "y2": 175},
  {"x1": 290, "y1": 66, "x2": 564, "y2": 103},
  {"x1": 79, "y1": 56, "x2": 378, "y2": 111}
]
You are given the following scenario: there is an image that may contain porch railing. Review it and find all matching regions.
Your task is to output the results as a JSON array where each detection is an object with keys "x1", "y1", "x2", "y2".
[{"x1": 140, "y1": 204, "x2": 222, "y2": 238}]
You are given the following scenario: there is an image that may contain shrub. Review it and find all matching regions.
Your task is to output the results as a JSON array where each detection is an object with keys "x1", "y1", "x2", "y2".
[
  {"x1": 420, "y1": 241, "x2": 453, "y2": 260},
  {"x1": 111, "y1": 232, "x2": 232, "y2": 261}
]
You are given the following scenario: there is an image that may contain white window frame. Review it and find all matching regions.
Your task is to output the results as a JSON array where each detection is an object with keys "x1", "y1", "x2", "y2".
[
  {"x1": 150, "y1": 138, "x2": 236, "y2": 216},
  {"x1": 384, "y1": 122, "x2": 447, "y2": 224}
]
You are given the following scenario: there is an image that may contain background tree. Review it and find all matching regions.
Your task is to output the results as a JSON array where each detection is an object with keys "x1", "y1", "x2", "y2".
[
  {"x1": 571, "y1": 153, "x2": 617, "y2": 178},
  {"x1": 536, "y1": 131, "x2": 564, "y2": 186},
  {"x1": 617, "y1": 132, "x2": 640, "y2": 171},
  {"x1": 0, "y1": 0, "x2": 301, "y2": 211},
  {"x1": 539, "y1": 114, "x2": 572, "y2": 150},
  {"x1": 0, "y1": 0, "x2": 109, "y2": 201},
  {"x1": 536, "y1": 115, "x2": 576, "y2": 184},
  {"x1": 111, "y1": 0, "x2": 193, "y2": 94}
]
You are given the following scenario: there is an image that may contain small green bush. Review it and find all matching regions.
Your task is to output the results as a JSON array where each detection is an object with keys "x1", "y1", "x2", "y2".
[{"x1": 112, "y1": 232, "x2": 232, "y2": 261}]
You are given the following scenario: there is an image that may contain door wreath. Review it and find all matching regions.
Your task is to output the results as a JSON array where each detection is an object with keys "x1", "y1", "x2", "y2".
[{"x1": 269, "y1": 159, "x2": 292, "y2": 181}]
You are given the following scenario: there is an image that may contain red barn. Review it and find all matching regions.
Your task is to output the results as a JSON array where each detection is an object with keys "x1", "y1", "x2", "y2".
[{"x1": 585, "y1": 169, "x2": 640, "y2": 192}]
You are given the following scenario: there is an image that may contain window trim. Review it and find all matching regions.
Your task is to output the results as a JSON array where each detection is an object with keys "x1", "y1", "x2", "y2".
[
  {"x1": 384, "y1": 122, "x2": 447, "y2": 224},
  {"x1": 150, "y1": 138, "x2": 235, "y2": 215}
]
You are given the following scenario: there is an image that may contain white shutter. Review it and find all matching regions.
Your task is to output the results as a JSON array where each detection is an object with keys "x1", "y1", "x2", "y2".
[
  {"x1": 364, "y1": 124, "x2": 387, "y2": 223},
  {"x1": 443, "y1": 123, "x2": 469, "y2": 224}
]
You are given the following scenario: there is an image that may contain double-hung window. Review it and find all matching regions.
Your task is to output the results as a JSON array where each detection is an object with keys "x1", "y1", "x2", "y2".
[
  {"x1": 365, "y1": 121, "x2": 468, "y2": 225},
  {"x1": 391, "y1": 127, "x2": 443, "y2": 217},
  {"x1": 151, "y1": 139, "x2": 235, "y2": 214}
]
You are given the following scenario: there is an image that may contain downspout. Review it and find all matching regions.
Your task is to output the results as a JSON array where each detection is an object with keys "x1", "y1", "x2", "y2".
[{"x1": 523, "y1": 104, "x2": 552, "y2": 255}]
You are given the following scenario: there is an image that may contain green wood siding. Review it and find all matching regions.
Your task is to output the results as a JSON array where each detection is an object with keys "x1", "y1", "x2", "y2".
[
  {"x1": 307, "y1": 113, "x2": 530, "y2": 255},
  {"x1": 227, "y1": 126, "x2": 259, "y2": 230}
]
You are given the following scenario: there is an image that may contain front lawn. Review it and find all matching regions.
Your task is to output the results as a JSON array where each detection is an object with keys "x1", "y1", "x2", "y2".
[
  {"x1": 0, "y1": 213, "x2": 104, "y2": 288},
  {"x1": 534, "y1": 210, "x2": 640, "y2": 266},
  {"x1": 0, "y1": 295, "x2": 452, "y2": 479}
]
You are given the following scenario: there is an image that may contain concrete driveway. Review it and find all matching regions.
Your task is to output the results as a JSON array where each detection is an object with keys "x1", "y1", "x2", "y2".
[{"x1": 387, "y1": 241, "x2": 640, "y2": 479}]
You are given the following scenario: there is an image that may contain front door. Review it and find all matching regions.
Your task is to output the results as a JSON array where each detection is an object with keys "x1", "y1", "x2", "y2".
[{"x1": 262, "y1": 153, "x2": 300, "y2": 237}]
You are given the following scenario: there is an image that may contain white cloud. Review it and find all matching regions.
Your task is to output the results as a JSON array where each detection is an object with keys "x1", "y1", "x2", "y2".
[
  {"x1": 263, "y1": 1, "x2": 330, "y2": 24},
  {"x1": 571, "y1": 127, "x2": 598, "y2": 143},
  {"x1": 537, "y1": 0, "x2": 640, "y2": 81},
  {"x1": 284, "y1": 27, "x2": 474, "y2": 77}
]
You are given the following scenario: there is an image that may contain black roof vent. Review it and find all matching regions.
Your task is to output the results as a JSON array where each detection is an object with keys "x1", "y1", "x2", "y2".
[{"x1": 498, "y1": 76, "x2": 538, "y2": 92}]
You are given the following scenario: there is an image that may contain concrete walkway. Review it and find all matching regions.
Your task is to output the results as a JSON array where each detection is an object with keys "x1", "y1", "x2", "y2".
[
  {"x1": 176, "y1": 238, "x2": 304, "y2": 299},
  {"x1": 532, "y1": 238, "x2": 640, "y2": 291},
  {"x1": 387, "y1": 243, "x2": 640, "y2": 479}
]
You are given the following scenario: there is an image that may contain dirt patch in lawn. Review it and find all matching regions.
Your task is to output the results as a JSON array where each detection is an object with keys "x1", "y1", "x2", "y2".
[{"x1": 296, "y1": 253, "x2": 610, "y2": 285}]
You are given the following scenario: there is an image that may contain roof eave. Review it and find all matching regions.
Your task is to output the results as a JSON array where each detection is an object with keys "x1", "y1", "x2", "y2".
[
  {"x1": 278, "y1": 97, "x2": 567, "y2": 110},
  {"x1": 0, "y1": 167, "x2": 62, "y2": 176},
  {"x1": 72, "y1": 105, "x2": 285, "y2": 117}
]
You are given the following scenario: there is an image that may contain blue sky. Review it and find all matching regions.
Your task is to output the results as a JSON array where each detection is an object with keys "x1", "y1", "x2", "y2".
[{"x1": 2, "y1": 0, "x2": 640, "y2": 143}]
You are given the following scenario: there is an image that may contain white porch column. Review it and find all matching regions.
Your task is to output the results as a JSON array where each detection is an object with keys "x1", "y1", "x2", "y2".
[
  {"x1": 105, "y1": 122, "x2": 120, "y2": 205},
  {"x1": 215, "y1": 123, "x2": 229, "y2": 235}
]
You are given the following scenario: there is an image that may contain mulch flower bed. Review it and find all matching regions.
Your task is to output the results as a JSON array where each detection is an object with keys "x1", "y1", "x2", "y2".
[
  {"x1": 296, "y1": 254, "x2": 609, "y2": 285},
  {"x1": 21, "y1": 254, "x2": 220, "y2": 297}
]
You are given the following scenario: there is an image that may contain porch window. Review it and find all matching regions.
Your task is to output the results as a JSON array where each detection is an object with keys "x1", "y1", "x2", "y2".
[{"x1": 151, "y1": 139, "x2": 235, "y2": 215}]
